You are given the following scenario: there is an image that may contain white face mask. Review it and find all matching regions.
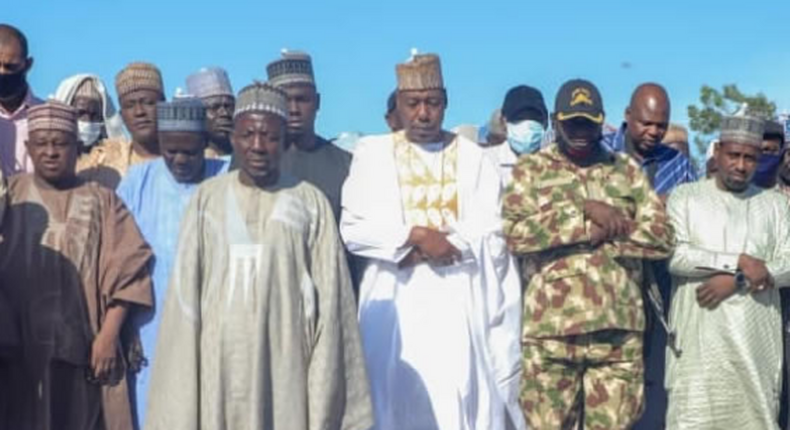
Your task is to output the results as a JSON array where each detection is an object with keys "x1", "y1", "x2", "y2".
[
  {"x1": 77, "y1": 121, "x2": 103, "y2": 148},
  {"x1": 506, "y1": 120, "x2": 545, "y2": 155}
]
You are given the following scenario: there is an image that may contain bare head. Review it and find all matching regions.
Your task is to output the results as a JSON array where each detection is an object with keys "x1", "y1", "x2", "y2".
[
  {"x1": 625, "y1": 83, "x2": 671, "y2": 156},
  {"x1": 0, "y1": 24, "x2": 33, "y2": 103}
]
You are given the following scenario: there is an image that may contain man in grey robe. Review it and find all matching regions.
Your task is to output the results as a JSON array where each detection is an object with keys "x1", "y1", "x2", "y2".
[{"x1": 144, "y1": 82, "x2": 373, "y2": 430}]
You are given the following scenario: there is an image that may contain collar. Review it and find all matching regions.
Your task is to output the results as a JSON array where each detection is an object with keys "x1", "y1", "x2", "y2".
[
  {"x1": 545, "y1": 141, "x2": 616, "y2": 166},
  {"x1": 619, "y1": 122, "x2": 678, "y2": 164},
  {"x1": 0, "y1": 88, "x2": 40, "y2": 118}
]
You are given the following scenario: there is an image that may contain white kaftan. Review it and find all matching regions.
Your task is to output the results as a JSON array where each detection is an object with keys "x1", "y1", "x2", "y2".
[
  {"x1": 341, "y1": 132, "x2": 524, "y2": 430},
  {"x1": 666, "y1": 179, "x2": 790, "y2": 429}
]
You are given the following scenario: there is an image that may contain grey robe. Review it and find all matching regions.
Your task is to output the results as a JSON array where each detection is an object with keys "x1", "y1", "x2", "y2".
[{"x1": 144, "y1": 172, "x2": 373, "y2": 430}]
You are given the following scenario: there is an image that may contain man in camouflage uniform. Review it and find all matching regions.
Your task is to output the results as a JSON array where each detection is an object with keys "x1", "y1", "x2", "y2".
[{"x1": 503, "y1": 79, "x2": 675, "y2": 429}]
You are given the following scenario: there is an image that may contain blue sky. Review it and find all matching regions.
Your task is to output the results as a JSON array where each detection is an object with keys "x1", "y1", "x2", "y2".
[{"x1": 7, "y1": 0, "x2": 790, "y2": 160}]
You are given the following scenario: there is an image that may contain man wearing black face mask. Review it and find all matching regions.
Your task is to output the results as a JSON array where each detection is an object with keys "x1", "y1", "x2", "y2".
[{"x1": 0, "y1": 24, "x2": 42, "y2": 176}]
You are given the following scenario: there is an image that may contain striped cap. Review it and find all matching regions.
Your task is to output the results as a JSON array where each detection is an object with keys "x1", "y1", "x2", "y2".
[
  {"x1": 74, "y1": 79, "x2": 101, "y2": 101},
  {"x1": 267, "y1": 50, "x2": 315, "y2": 88},
  {"x1": 720, "y1": 115, "x2": 765, "y2": 146},
  {"x1": 186, "y1": 67, "x2": 234, "y2": 99},
  {"x1": 396, "y1": 53, "x2": 444, "y2": 91},
  {"x1": 116, "y1": 62, "x2": 164, "y2": 99},
  {"x1": 28, "y1": 101, "x2": 78, "y2": 135},
  {"x1": 234, "y1": 82, "x2": 287, "y2": 120},
  {"x1": 157, "y1": 96, "x2": 206, "y2": 133}
]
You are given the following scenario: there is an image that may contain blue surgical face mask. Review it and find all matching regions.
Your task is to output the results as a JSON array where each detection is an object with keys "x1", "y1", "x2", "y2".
[{"x1": 507, "y1": 120, "x2": 545, "y2": 155}]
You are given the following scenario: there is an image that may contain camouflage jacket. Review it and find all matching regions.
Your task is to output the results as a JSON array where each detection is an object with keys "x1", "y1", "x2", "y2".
[{"x1": 502, "y1": 144, "x2": 675, "y2": 337}]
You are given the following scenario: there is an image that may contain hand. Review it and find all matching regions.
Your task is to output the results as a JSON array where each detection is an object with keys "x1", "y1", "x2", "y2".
[
  {"x1": 696, "y1": 274, "x2": 737, "y2": 309},
  {"x1": 583, "y1": 200, "x2": 634, "y2": 243},
  {"x1": 398, "y1": 248, "x2": 425, "y2": 269},
  {"x1": 408, "y1": 227, "x2": 462, "y2": 265},
  {"x1": 738, "y1": 254, "x2": 773, "y2": 291},
  {"x1": 589, "y1": 223, "x2": 608, "y2": 247},
  {"x1": 91, "y1": 331, "x2": 118, "y2": 382}
]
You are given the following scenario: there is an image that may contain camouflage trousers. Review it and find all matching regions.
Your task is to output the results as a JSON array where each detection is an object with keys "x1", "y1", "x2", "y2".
[{"x1": 521, "y1": 330, "x2": 644, "y2": 430}]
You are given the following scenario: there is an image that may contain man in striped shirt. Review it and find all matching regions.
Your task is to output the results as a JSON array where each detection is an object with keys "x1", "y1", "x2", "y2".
[
  {"x1": 601, "y1": 83, "x2": 697, "y2": 430},
  {"x1": 601, "y1": 84, "x2": 697, "y2": 197}
]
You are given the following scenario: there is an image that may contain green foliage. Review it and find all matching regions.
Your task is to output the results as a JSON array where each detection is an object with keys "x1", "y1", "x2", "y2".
[{"x1": 687, "y1": 84, "x2": 777, "y2": 157}]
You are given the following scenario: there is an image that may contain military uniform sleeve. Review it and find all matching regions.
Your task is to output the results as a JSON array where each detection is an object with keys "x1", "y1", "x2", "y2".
[
  {"x1": 610, "y1": 160, "x2": 675, "y2": 260},
  {"x1": 502, "y1": 156, "x2": 589, "y2": 255}
]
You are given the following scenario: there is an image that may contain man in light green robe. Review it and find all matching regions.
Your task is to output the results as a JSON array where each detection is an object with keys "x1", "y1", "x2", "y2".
[
  {"x1": 144, "y1": 82, "x2": 373, "y2": 430},
  {"x1": 666, "y1": 115, "x2": 790, "y2": 429}
]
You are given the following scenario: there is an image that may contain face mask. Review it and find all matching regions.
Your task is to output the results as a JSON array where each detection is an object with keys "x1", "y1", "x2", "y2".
[
  {"x1": 0, "y1": 70, "x2": 27, "y2": 99},
  {"x1": 78, "y1": 121, "x2": 104, "y2": 148},
  {"x1": 507, "y1": 120, "x2": 545, "y2": 155},
  {"x1": 752, "y1": 152, "x2": 784, "y2": 188}
]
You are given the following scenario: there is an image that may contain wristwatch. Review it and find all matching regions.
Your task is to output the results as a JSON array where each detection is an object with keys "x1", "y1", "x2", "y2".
[{"x1": 734, "y1": 269, "x2": 750, "y2": 292}]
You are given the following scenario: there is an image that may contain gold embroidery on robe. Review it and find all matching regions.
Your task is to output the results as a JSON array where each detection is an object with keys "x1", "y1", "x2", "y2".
[{"x1": 393, "y1": 131, "x2": 459, "y2": 230}]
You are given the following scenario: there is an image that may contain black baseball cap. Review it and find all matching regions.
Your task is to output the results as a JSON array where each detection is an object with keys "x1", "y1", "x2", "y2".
[
  {"x1": 501, "y1": 85, "x2": 547, "y2": 124},
  {"x1": 554, "y1": 79, "x2": 604, "y2": 124}
]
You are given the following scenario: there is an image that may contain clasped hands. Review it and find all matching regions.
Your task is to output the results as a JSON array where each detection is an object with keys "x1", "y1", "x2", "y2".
[
  {"x1": 696, "y1": 254, "x2": 774, "y2": 310},
  {"x1": 399, "y1": 226, "x2": 462, "y2": 269},
  {"x1": 583, "y1": 200, "x2": 636, "y2": 247}
]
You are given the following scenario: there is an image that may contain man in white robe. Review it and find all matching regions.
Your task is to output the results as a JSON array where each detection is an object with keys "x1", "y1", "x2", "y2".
[
  {"x1": 341, "y1": 52, "x2": 524, "y2": 430},
  {"x1": 145, "y1": 82, "x2": 373, "y2": 430},
  {"x1": 666, "y1": 115, "x2": 790, "y2": 429}
]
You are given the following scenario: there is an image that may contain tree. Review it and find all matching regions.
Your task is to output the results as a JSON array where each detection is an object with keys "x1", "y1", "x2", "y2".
[{"x1": 687, "y1": 84, "x2": 777, "y2": 158}]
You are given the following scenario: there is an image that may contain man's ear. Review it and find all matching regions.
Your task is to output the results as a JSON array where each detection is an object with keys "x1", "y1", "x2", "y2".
[
  {"x1": 624, "y1": 107, "x2": 631, "y2": 123},
  {"x1": 315, "y1": 92, "x2": 321, "y2": 112},
  {"x1": 25, "y1": 56, "x2": 34, "y2": 74}
]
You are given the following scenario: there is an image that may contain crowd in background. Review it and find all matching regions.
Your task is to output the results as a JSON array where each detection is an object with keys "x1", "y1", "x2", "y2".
[{"x1": 1, "y1": 22, "x2": 790, "y2": 430}]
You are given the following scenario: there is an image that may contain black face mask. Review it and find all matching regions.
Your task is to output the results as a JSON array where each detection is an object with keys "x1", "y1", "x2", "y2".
[{"x1": 0, "y1": 70, "x2": 27, "y2": 99}]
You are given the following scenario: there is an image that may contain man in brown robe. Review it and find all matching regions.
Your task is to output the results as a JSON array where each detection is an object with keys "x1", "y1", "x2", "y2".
[{"x1": 0, "y1": 101, "x2": 153, "y2": 430}]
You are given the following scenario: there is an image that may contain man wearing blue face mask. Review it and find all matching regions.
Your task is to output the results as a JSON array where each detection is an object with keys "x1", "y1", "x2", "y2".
[
  {"x1": 756, "y1": 119, "x2": 790, "y2": 430},
  {"x1": 753, "y1": 120, "x2": 785, "y2": 189},
  {"x1": 487, "y1": 85, "x2": 548, "y2": 184}
]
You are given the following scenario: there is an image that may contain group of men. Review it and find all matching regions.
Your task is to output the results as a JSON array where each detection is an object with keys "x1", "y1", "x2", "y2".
[{"x1": 1, "y1": 22, "x2": 790, "y2": 430}]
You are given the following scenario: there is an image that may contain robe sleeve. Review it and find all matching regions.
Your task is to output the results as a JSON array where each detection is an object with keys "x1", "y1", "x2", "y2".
[
  {"x1": 144, "y1": 191, "x2": 203, "y2": 430},
  {"x1": 447, "y1": 148, "x2": 526, "y2": 429},
  {"x1": 502, "y1": 157, "x2": 589, "y2": 256},
  {"x1": 609, "y1": 162, "x2": 675, "y2": 260},
  {"x1": 667, "y1": 185, "x2": 740, "y2": 279},
  {"x1": 99, "y1": 191, "x2": 153, "y2": 308},
  {"x1": 115, "y1": 170, "x2": 137, "y2": 214},
  {"x1": 340, "y1": 139, "x2": 412, "y2": 263},
  {"x1": 448, "y1": 148, "x2": 506, "y2": 261},
  {"x1": 307, "y1": 191, "x2": 374, "y2": 430}
]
